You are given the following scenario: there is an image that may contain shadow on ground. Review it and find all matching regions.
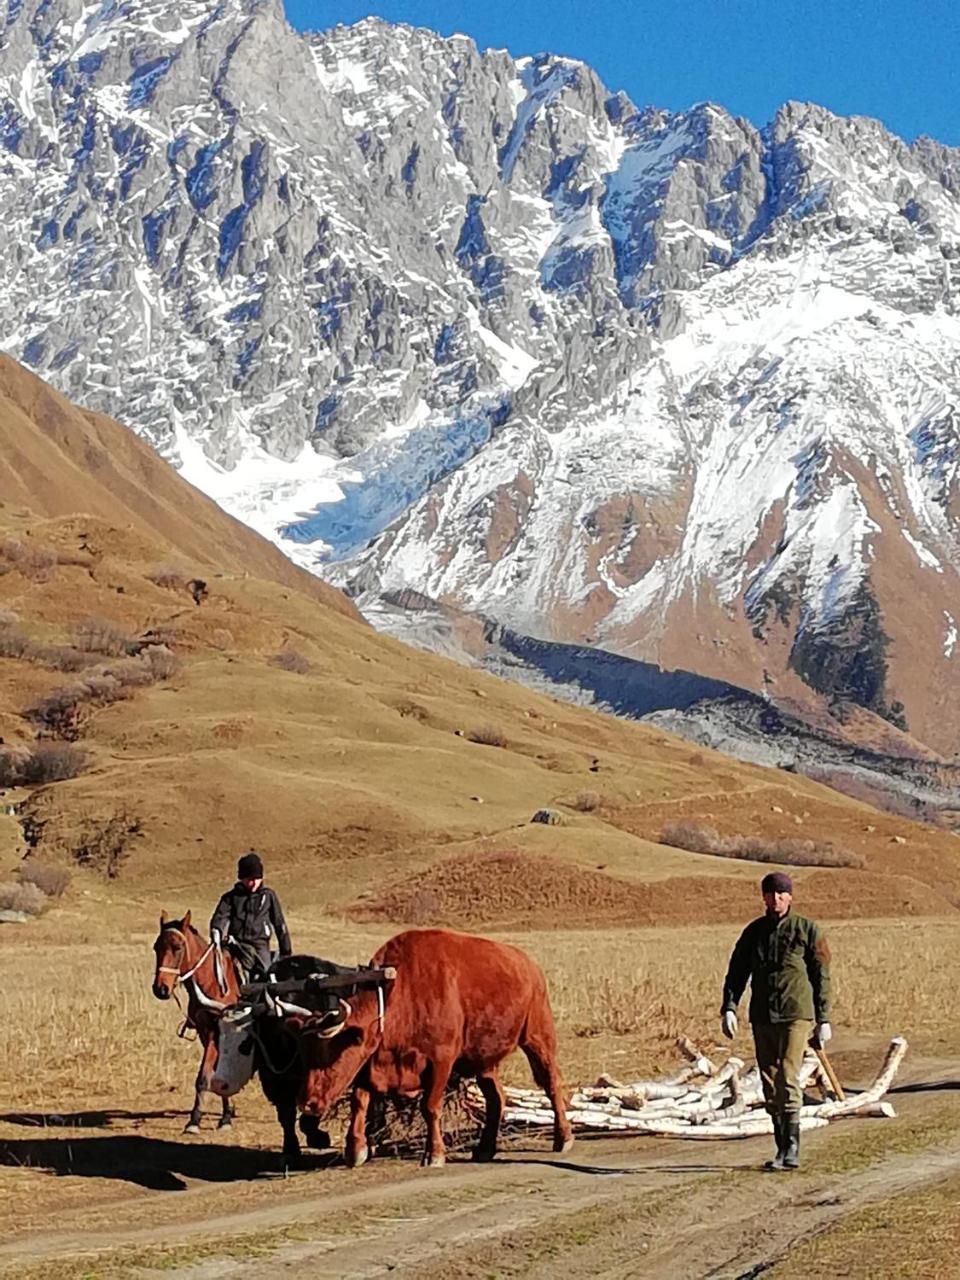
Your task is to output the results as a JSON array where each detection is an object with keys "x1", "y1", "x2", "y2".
[
  {"x1": 0, "y1": 1134, "x2": 337, "y2": 1190},
  {"x1": 0, "y1": 1109, "x2": 182, "y2": 1128}
]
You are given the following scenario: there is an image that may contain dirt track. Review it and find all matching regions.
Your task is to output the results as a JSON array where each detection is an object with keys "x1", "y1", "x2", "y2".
[{"x1": 2, "y1": 1075, "x2": 958, "y2": 1279}]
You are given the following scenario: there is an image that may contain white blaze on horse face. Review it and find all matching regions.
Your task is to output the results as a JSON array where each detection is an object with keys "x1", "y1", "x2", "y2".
[{"x1": 210, "y1": 1009, "x2": 257, "y2": 1097}]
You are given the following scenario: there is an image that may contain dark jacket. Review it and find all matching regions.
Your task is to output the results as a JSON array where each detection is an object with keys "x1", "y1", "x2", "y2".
[
  {"x1": 721, "y1": 910, "x2": 831, "y2": 1025},
  {"x1": 210, "y1": 883, "x2": 292, "y2": 957}
]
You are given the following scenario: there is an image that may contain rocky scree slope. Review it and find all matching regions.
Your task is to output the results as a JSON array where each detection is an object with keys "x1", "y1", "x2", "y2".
[{"x1": 1, "y1": 0, "x2": 959, "y2": 751}]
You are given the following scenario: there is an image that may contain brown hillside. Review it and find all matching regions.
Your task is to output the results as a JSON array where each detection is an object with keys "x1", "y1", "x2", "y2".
[
  {"x1": 349, "y1": 849, "x2": 950, "y2": 931},
  {"x1": 1, "y1": 357, "x2": 959, "y2": 928},
  {"x1": 0, "y1": 354, "x2": 356, "y2": 619}
]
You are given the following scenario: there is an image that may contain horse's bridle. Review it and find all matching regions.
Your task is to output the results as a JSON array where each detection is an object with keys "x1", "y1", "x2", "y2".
[{"x1": 156, "y1": 926, "x2": 215, "y2": 985}]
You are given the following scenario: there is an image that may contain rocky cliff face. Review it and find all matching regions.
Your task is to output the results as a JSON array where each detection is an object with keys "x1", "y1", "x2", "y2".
[{"x1": 2, "y1": 0, "x2": 958, "y2": 750}]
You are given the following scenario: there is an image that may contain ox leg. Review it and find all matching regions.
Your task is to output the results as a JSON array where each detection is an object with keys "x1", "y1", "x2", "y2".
[
  {"x1": 472, "y1": 1070, "x2": 504, "y2": 1162},
  {"x1": 521, "y1": 1039, "x2": 574, "y2": 1155},
  {"x1": 345, "y1": 1086, "x2": 372, "y2": 1169},
  {"x1": 277, "y1": 1099, "x2": 301, "y2": 1170},
  {"x1": 185, "y1": 1035, "x2": 217, "y2": 1134},
  {"x1": 420, "y1": 1058, "x2": 454, "y2": 1169},
  {"x1": 217, "y1": 1095, "x2": 236, "y2": 1129}
]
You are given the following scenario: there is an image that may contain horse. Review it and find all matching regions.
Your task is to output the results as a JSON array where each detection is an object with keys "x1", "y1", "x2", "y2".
[{"x1": 151, "y1": 909, "x2": 243, "y2": 1134}]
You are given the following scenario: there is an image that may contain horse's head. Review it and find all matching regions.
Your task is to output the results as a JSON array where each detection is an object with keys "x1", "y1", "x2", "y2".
[{"x1": 152, "y1": 909, "x2": 193, "y2": 1000}]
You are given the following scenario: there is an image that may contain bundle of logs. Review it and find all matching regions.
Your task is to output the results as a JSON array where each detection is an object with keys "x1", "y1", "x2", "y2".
[{"x1": 466, "y1": 1036, "x2": 907, "y2": 1140}]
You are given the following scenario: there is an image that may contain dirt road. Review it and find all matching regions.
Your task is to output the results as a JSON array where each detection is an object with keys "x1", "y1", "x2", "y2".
[{"x1": 2, "y1": 1076, "x2": 958, "y2": 1279}]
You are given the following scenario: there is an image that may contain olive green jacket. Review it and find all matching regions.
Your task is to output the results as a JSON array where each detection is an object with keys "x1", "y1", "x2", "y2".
[{"x1": 721, "y1": 910, "x2": 831, "y2": 1025}]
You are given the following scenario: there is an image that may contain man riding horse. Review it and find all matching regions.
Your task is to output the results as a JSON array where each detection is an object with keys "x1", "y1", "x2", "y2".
[{"x1": 210, "y1": 851, "x2": 292, "y2": 978}]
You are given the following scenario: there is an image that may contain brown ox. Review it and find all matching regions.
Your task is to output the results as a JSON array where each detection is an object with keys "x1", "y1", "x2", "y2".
[{"x1": 297, "y1": 928, "x2": 573, "y2": 1167}]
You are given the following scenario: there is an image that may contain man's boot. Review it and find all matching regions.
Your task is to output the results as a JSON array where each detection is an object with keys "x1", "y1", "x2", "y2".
[
  {"x1": 782, "y1": 1114, "x2": 801, "y2": 1170},
  {"x1": 764, "y1": 1113, "x2": 786, "y2": 1171}
]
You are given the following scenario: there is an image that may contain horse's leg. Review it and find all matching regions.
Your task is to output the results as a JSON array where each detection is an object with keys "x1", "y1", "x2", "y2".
[
  {"x1": 345, "y1": 1086, "x2": 372, "y2": 1168},
  {"x1": 420, "y1": 1056, "x2": 455, "y2": 1168},
  {"x1": 277, "y1": 1098, "x2": 301, "y2": 1170},
  {"x1": 185, "y1": 1032, "x2": 217, "y2": 1134},
  {"x1": 473, "y1": 1068, "x2": 504, "y2": 1162}
]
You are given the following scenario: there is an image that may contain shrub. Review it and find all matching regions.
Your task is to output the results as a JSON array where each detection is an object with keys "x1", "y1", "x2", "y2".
[
  {"x1": 39, "y1": 645, "x2": 91, "y2": 673},
  {"x1": 0, "y1": 627, "x2": 37, "y2": 660},
  {"x1": 70, "y1": 810, "x2": 142, "y2": 878},
  {"x1": 0, "y1": 748, "x2": 27, "y2": 787},
  {"x1": 1, "y1": 538, "x2": 57, "y2": 581},
  {"x1": 74, "y1": 617, "x2": 134, "y2": 657},
  {"x1": 395, "y1": 700, "x2": 428, "y2": 721},
  {"x1": 103, "y1": 656, "x2": 155, "y2": 689},
  {"x1": 18, "y1": 861, "x2": 70, "y2": 898},
  {"x1": 0, "y1": 880, "x2": 48, "y2": 916},
  {"x1": 659, "y1": 820, "x2": 864, "y2": 869},
  {"x1": 143, "y1": 645, "x2": 180, "y2": 680},
  {"x1": 468, "y1": 724, "x2": 507, "y2": 748},
  {"x1": 572, "y1": 790, "x2": 601, "y2": 812},
  {"x1": 269, "y1": 648, "x2": 311, "y2": 675},
  {"x1": 0, "y1": 743, "x2": 87, "y2": 786},
  {"x1": 147, "y1": 564, "x2": 186, "y2": 590},
  {"x1": 20, "y1": 743, "x2": 88, "y2": 784}
]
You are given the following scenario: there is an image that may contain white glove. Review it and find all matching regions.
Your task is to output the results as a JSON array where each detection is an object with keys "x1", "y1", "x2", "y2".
[
  {"x1": 816, "y1": 1022, "x2": 832, "y2": 1046},
  {"x1": 211, "y1": 928, "x2": 221, "y2": 948},
  {"x1": 721, "y1": 1010, "x2": 738, "y2": 1039}
]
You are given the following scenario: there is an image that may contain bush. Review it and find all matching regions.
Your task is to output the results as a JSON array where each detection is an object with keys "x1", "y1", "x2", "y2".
[
  {"x1": 0, "y1": 743, "x2": 88, "y2": 786},
  {"x1": 0, "y1": 627, "x2": 37, "y2": 661},
  {"x1": 18, "y1": 860, "x2": 70, "y2": 898},
  {"x1": 144, "y1": 645, "x2": 180, "y2": 680},
  {"x1": 395, "y1": 700, "x2": 428, "y2": 721},
  {"x1": 0, "y1": 748, "x2": 27, "y2": 787},
  {"x1": 468, "y1": 724, "x2": 507, "y2": 748},
  {"x1": 269, "y1": 648, "x2": 311, "y2": 674},
  {"x1": 39, "y1": 645, "x2": 91, "y2": 673},
  {"x1": 70, "y1": 810, "x2": 142, "y2": 879},
  {"x1": 147, "y1": 565, "x2": 186, "y2": 590},
  {"x1": 659, "y1": 820, "x2": 864, "y2": 869},
  {"x1": 0, "y1": 538, "x2": 57, "y2": 581},
  {"x1": 74, "y1": 617, "x2": 135, "y2": 657},
  {"x1": 20, "y1": 743, "x2": 88, "y2": 784},
  {"x1": 572, "y1": 790, "x2": 601, "y2": 812},
  {"x1": 0, "y1": 880, "x2": 48, "y2": 916}
]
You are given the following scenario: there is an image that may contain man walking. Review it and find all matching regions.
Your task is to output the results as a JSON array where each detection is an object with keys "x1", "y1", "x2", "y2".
[
  {"x1": 210, "y1": 851, "x2": 292, "y2": 977},
  {"x1": 720, "y1": 871, "x2": 832, "y2": 1171}
]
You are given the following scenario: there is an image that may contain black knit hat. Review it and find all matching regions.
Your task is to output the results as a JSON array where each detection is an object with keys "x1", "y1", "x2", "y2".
[
  {"x1": 237, "y1": 851, "x2": 264, "y2": 879},
  {"x1": 761, "y1": 871, "x2": 793, "y2": 894}
]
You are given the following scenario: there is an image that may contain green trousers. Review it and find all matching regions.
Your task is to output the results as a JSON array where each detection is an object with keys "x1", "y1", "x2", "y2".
[{"x1": 753, "y1": 1020, "x2": 814, "y2": 1115}]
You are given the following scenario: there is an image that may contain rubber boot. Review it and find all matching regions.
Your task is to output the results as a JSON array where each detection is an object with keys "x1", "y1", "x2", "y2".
[
  {"x1": 764, "y1": 1113, "x2": 786, "y2": 1171},
  {"x1": 782, "y1": 1114, "x2": 801, "y2": 1170}
]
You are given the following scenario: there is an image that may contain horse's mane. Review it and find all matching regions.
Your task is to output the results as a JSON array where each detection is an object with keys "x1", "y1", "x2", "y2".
[{"x1": 161, "y1": 918, "x2": 202, "y2": 938}]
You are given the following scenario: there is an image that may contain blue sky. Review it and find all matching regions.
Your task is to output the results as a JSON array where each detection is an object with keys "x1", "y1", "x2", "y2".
[{"x1": 284, "y1": 1, "x2": 960, "y2": 146}]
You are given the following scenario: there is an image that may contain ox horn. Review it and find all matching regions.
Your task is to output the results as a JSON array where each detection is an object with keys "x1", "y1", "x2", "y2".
[
  {"x1": 310, "y1": 998, "x2": 353, "y2": 1039},
  {"x1": 274, "y1": 997, "x2": 315, "y2": 1019},
  {"x1": 190, "y1": 981, "x2": 229, "y2": 1012}
]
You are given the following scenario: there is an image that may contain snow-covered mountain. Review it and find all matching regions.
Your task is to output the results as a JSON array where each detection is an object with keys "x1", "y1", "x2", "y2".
[{"x1": 1, "y1": 0, "x2": 959, "y2": 752}]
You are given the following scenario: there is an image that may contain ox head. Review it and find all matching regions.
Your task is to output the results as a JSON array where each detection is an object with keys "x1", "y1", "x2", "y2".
[
  {"x1": 152, "y1": 909, "x2": 192, "y2": 1000},
  {"x1": 210, "y1": 1003, "x2": 259, "y2": 1097},
  {"x1": 297, "y1": 993, "x2": 379, "y2": 1119}
]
